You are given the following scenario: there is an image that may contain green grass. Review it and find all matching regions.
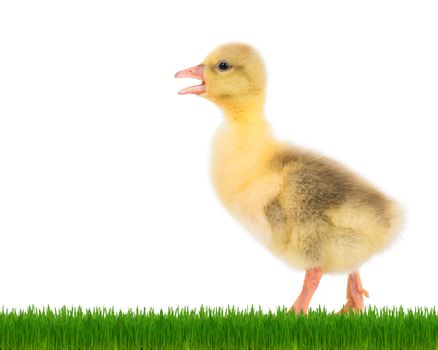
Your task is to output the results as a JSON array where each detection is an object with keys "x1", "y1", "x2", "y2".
[{"x1": 0, "y1": 306, "x2": 436, "y2": 349}]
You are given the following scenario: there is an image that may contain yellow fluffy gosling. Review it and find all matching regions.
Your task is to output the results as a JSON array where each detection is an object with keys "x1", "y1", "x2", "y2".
[{"x1": 175, "y1": 43, "x2": 403, "y2": 314}]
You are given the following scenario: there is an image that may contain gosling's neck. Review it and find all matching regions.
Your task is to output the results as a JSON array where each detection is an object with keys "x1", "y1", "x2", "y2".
[
  {"x1": 213, "y1": 95, "x2": 277, "y2": 160},
  {"x1": 219, "y1": 95, "x2": 271, "y2": 135}
]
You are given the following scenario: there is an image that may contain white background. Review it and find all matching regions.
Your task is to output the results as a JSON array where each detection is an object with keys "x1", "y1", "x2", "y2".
[{"x1": 1, "y1": 1, "x2": 437, "y2": 312}]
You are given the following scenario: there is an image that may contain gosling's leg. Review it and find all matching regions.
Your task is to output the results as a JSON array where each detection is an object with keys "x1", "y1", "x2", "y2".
[
  {"x1": 289, "y1": 268, "x2": 323, "y2": 315},
  {"x1": 339, "y1": 271, "x2": 369, "y2": 313}
]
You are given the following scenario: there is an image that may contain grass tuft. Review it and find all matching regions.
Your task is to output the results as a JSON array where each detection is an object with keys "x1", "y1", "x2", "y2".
[{"x1": 0, "y1": 306, "x2": 436, "y2": 349}]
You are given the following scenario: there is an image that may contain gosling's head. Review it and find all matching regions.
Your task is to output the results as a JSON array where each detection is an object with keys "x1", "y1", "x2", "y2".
[{"x1": 175, "y1": 43, "x2": 266, "y2": 113}]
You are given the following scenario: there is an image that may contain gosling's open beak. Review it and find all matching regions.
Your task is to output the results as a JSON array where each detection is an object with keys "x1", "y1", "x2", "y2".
[{"x1": 175, "y1": 64, "x2": 206, "y2": 95}]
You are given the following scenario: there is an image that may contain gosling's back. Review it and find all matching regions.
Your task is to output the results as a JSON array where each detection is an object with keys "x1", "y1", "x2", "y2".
[{"x1": 265, "y1": 147, "x2": 402, "y2": 272}]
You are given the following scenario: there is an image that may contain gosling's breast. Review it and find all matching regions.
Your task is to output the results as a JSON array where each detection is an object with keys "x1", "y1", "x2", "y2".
[
  {"x1": 226, "y1": 173, "x2": 283, "y2": 247},
  {"x1": 210, "y1": 123, "x2": 283, "y2": 246}
]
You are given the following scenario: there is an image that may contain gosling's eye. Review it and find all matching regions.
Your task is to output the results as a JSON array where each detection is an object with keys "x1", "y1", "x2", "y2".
[{"x1": 216, "y1": 60, "x2": 232, "y2": 72}]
